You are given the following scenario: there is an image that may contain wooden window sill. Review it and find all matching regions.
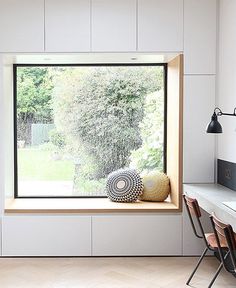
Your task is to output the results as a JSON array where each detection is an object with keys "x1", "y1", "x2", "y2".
[{"x1": 4, "y1": 198, "x2": 180, "y2": 214}]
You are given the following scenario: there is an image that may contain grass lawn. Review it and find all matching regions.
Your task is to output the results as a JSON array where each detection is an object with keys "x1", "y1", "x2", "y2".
[
  {"x1": 74, "y1": 178, "x2": 106, "y2": 196},
  {"x1": 18, "y1": 148, "x2": 75, "y2": 181},
  {"x1": 18, "y1": 147, "x2": 107, "y2": 196}
]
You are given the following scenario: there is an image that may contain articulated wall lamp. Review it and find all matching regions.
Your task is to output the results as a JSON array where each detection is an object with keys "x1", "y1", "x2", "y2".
[{"x1": 206, "y1": 107, "x2": 236, "y2": 133}]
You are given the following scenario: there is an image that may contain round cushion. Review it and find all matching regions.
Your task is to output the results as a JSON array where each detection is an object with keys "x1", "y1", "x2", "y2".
[
  {"x1": 140, "y1": 171, "x2": 170, "y2": 202},
  {"x1": 106, "y1": 169, "x2": 144, "y2": 202}
]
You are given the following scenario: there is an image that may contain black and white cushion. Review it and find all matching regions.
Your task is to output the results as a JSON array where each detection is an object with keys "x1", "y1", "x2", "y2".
[{"x1": 106, "y1": 169, "x2": 143, "y2": 202}]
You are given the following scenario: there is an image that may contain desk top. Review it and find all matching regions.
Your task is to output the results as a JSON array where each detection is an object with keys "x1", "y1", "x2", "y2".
[{"x1": 184, "y1": 183, "x2": 236, "y2": 231}]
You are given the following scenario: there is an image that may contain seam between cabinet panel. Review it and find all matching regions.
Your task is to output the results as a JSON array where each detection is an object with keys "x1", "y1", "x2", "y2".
[
  {"x1": 90, "y1": 0, "x2": 92, "y2": 52},
  {"x1": 90, "y1": 216, "x2": 93, "y2": 256},
  {"x1": 183, "y1": 0, "x2": 184, "y2": 52},
  {"x1": 136, "y1": 0, "x2": 138, "y2": 51}
]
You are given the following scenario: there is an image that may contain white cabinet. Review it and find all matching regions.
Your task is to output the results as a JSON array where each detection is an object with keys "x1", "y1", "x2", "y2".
[
  {"x1": 92, "y1": 214, "x2": 182, "y2": 256},
  {"x1": 91, "y1": 0, "x2": 136, "y2": 52},
  {"x1": 45, "y1": 0, "x2": 90, "y2": 52},
  {"x1": 0, "y1": 0, "x2": 44, "y2": 52},
  {"x1": 0, "y1": 218, "x2": 2, "y2": 256},
  {"x1": 2, "y1": 216, "x2": 91, "y2": 256},
  {"x1": 184, "y1": 0, "x2": 217, "y2": 74},
  {"x1": 183, "y1": 75, "x2": 215, "y2": 183},
  {"x1": 138, "y1": 0, "x2": 183, "y2": 52},
  {"x1": 0, "y1": 58, "x2": 4, "y2": 218}
]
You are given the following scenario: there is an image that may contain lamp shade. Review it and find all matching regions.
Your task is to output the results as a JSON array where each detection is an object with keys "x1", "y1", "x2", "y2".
[{"x1": 206, "y1": 112, "x2": 223, "y2": 133}]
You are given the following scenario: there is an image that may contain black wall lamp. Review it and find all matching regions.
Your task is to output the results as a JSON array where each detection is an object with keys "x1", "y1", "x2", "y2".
[{"x1": 206, "y1": 107, "x2": 236, "y2": 133}]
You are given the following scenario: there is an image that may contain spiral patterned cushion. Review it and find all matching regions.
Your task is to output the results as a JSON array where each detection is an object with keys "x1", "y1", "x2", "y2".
[
  {"x1": 106, "y1": 169, "x2": 144, "y2": 202},
  {"x1": 140, "y1": 171, "x2": 170, "y2": 202}
]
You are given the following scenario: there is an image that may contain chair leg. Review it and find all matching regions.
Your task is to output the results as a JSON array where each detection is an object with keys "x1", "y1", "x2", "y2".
[
  {"x1": 186, "y1": 247, "x2": 208, "y2": 285},
  {"x1": 208, "y1": 250, "x2": 230, "y2": 288},
  {"x1": 208, "y1": 263, "x2": 223, "y2": 288}
]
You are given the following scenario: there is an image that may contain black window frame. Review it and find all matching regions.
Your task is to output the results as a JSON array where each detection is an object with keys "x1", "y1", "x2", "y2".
[{"x1": 13, "y1": 63, "x2": 168, "y2": 199}]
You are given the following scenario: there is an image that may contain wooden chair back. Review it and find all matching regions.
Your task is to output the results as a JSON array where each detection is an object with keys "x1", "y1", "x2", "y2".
[
  {"x1": 183, "y1": 195, "x2": 209, "y2": 246},
  {"x1": 183, "y1": 195, "x2": 201, "y2": 218},
  {"x1": 210, "y1": 214, "x2": 236, "y2": 274}
]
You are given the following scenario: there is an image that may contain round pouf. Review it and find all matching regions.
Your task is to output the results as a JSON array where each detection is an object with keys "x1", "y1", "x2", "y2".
[
  {"x1": 140, "y1": 171, "x2": 170, "y2": 202},
  {"x1": 106, "y1": 169, "x2": 144, "y2": 202}
]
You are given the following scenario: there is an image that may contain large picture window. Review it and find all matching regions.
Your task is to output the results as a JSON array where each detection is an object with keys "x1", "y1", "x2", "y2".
[{"x1": 14, "y1": 64, "x2": 167, "y2": 198}]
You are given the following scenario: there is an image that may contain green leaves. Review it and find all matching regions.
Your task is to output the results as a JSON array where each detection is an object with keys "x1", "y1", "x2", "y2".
[
  {"x1": 17, "y1": 67, "x2": 54, "y2": 123},
  {"x1": 53, "y1": 66, "x2": 164, "y2": 180},
  {"x1": 130, "y1": 90, "x2": 164, "y2": 172}
]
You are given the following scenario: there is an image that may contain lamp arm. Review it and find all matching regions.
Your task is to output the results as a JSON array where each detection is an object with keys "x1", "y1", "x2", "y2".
[{"x1": 214, "y1": 107, "x2": 236, "y2": 117}]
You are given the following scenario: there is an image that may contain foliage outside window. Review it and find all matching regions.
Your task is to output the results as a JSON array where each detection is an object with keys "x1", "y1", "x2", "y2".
[{"x1": 15, "y1": 64, "x2": 166, "y2": 197}]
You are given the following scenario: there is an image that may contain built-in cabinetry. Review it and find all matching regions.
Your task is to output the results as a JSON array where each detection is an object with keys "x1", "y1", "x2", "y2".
[
  {"x1": 0, "y1": 0, "x2": 218, "y2": 257},
  {"x1": 2, "y1": 214, "x2": 182, "y2": 256},
  {"x1": 184, "y1": 0, "x2": 217, "y2": 74},
  {"x1": 45, "y1": 0, "x2": 90, "y2": 52},
  {"x1": 0, "y1": 0, "x2": 217, "y2": 60},
  {"x1": 92, "y1": 214, "x2": 182, "y2": 256},
  {"x1": 2, "y1": 216, "x2": 91, "y2": 256},
  {"x1": 138, "y1": 0, "x2": 183, "y2": 52},
  {"x1": 182, "y1": 0, "x2": 217, "y2": 185},
  {"x1": 0, "y1": 0, "x2": 44, "y2": 52},
  {"x1": 183, "y1": 75, "x2": 215, "y2": 183},
  {"x1": 0, "y1": 218, "x2": 1, "y2": 256},
  {"x1": 92, "y1": 0, "x2": 136, "y2": 52}
]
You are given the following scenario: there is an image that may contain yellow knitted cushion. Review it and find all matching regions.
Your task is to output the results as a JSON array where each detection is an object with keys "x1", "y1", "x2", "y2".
[{"x1": 140, "y1": 171, "x2": 170, "y2": 202}]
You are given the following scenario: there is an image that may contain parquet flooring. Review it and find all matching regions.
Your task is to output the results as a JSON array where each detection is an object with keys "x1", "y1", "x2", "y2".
[{"x1": 0, "y1": 257, "x2": 235, "y2": 288}]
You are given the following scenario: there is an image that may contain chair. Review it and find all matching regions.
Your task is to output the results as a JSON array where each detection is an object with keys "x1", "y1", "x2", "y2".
[
  {"x1": 210, "y1": 214, "x2": 236, "y2": 280},
  {"x1": 183, "y1": 195, "x2": 224, "y2": 287}
]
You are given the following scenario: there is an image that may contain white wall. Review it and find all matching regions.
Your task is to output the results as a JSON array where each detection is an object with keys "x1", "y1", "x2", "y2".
[
  {"x1": 217, "y1": 0, "x2": 236, "y2": 162},
  {"x1": 0, "y1": 0, "x2": 218, "y2": 256}
]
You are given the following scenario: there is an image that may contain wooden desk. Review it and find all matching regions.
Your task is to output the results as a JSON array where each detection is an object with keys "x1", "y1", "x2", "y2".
[{"x1": 184, "y1": 183, "x2": 236, "y2": 231}]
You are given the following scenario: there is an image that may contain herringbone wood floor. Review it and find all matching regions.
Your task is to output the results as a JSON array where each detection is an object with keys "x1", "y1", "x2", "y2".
[{"x1": 0, "y1": 257, "x2": 235, "y2": 288}]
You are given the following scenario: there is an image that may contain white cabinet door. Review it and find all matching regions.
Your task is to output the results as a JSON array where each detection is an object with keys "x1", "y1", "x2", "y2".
[
  {"x1": 0, "y1": 58, "x2": 4, "y2": 217},
  {"x1": 2, "y1": 216, "x2": 91, "y2": 256},
  {"x1": 184, "y1": 0, "x2": 217, "y2": 74},
  {"x1": 138, "y1": 0, "x2": 183, "y2": 52},
  {"x1": 92, "y1": 214, "x2": 182, "y2": 256},
  {"x1": 0, "y1": 218, "x2": 2, "y2": 256},
  {"x1": 183, "y1": 75, "x2": 215, "y2": 183},
  {"x1": 92, "y1": 0, "x2": 136, "y2": 52},
  {"x1": 45, "y1": 0, "x2": 90, "y2": 52},
  {"x1": 0, "y1": 0, "x2": 44, "y2": 52}
]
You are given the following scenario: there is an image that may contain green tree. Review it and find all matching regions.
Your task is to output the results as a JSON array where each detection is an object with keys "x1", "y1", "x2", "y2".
[
  {"x1": 53, "y1": 66, "x2": 163, "y2": 180},
  {"x1": 130, "y1": 90, "x2": 164, "y2": 172},
  {"x1": 17, "y1": 67, "x2": 54, "y2": 142},
  {"x1": 17, "y1": 67, "x2": 54, "y2": 122}
]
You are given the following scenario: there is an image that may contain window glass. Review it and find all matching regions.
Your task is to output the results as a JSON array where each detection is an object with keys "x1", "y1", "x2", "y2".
[{"x1": 15, "y1": 65, "x2": 165, "y2": 197}]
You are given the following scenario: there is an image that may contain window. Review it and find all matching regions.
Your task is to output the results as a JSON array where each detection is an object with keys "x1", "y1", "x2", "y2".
[{"x1": 14, "y1": 64, "x2": 167, "y2": 198}]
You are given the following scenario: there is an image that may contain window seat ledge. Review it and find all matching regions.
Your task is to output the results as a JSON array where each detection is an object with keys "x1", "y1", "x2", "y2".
[{"x1": 5, "y1": 198, "x2": 180, "y2": 214}]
